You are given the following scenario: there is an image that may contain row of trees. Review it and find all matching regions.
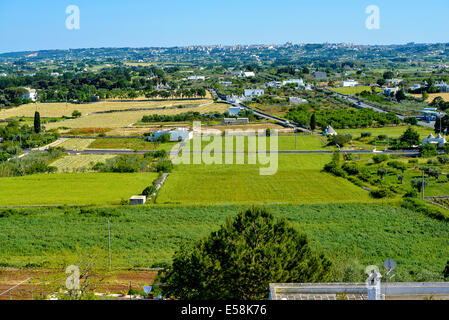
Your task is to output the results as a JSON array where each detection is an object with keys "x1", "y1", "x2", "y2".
[{"x1": 287, "y1": 105, "x2": 401, "y2": 130}]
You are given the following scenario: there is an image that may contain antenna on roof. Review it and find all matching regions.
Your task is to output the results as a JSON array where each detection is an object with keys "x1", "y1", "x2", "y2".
[{"x1": 383, "y1": 258, "x2": 396, "y2": 282}]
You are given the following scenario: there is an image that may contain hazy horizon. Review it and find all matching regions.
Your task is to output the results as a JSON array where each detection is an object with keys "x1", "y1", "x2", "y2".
[{"x1": 1, "y1": 0, "x2": 448, "y2": 54}]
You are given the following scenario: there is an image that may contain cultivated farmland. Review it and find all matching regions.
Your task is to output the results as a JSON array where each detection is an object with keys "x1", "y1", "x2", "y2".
[
  {"x1": 0, "y1": 98, "x2": 212, "y2": 119},
  {"x1": 0, "y1": 204, "x2": 447, "y2": 282},
  {"x1": 0, "y1": 173, "x2": 158, "y2": 206},
  {"x1": 50, "y1": 154, "x2": 116, "y2": 172},
  {"x1": 57, "y1": 138, "x2": 96, "y2": 150},
  {"x1": 44, "y1": 103, "x2": 228, "y2": 129}
]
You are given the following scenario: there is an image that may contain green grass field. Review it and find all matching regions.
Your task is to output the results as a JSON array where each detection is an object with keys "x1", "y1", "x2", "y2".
[
  {"x1": 0, "y1": 204, "x2": 447, "y2": 281},
  {"x1": 0, "y1": 173, "x2": 157, "y2": 206},
  {"x1": 158, "y1": 154, "x2": 375, "y2": 205},
  {"x1": 340, "y1": 126, "x2": 434, "y2": 139}
]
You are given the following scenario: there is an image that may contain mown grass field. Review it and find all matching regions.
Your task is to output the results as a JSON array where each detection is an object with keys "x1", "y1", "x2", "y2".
[
  {"x1": 158, "y1": 154, "x2": 375, "y2": 205},
  {"x1": 50, "y1": 155, "x2": 116, "y2": 173},
  {"x1": 0, "y1": 173, "x2": 157, "y2": 206},
  {"x1": 0, "y1": 204, "x2": 447, "y2": 281},
  {"x1": 330, "y1": 86, "x2": 382, "y2": 95},
  {"x1": 0, "y1": 98, "x2": 213, "y2": 119},
  {"x1": 44, "y1": 103, "x2": 227, "y2": 129}
]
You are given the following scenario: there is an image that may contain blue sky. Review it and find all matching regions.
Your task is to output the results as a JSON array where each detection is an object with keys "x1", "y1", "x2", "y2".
[{"x1": 0, "y1": 0, "x2": 448, "y2": 53}]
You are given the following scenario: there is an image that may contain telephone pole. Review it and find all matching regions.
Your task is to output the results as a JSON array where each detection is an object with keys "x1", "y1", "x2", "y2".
[
  {"x1": 422, "y1": 170, "x2": 425, "y2": 200},
  {"x1": 108, "y1": 220, "x2": 111, "y2": 270}
]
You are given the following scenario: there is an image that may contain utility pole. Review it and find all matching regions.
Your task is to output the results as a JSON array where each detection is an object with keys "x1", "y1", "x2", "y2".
[
  {"x1": 295, "y1": 132, "x2": 297, "y2": 150},
  {"x1": 422, "y1": 170, "x2": 425, "y2": 200},
  {"x1": 108, "y1": 220, "x2": 111, "y2": 270}
]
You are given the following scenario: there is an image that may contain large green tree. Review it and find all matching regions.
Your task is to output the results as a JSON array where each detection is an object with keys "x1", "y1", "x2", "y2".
[
  {"x1": 400, "y1": 127, "x2": 420, "y2": 147},
  {"x1": 162, "y1": 206, "x2": 332, "y2": 300},
  {"x1": 310, "y1": 113, "x2": 316, "y2": 132}
]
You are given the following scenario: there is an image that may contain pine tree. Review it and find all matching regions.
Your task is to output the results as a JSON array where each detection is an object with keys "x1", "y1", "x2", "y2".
[{"x1": 162, "y1": 206, "x2": 332, "y2": 300}]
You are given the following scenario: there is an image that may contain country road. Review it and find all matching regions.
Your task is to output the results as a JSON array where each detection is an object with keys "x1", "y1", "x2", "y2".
[{"x1": 59, "y1": 148, "x2": 422, "y2": 156}]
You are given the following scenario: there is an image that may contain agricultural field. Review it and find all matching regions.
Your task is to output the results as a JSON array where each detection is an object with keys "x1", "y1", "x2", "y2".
[
  {"x1": 44, "y1": 103, "x2": 228, "y2": 129},
  {"x1": 0, "y1": 204, "x2": 447, "y2": 282},
  {"x1": 411, "y1": 92, "x2": 449, "y2": 103},
  {"x1": 0, "y1": 97, "x2": 212, "y2": 119},
  {"x1": 57, "y1": 138, "x2": 96, "y2": 150},
  {"x1": 50, "y1": 154, "x2": 116, "y2": 173},
  {"x1": 87, "y1": 138, "x2": 176, "y2": 151},
  {"x1": 158, "y1": 154, "x2": 375, "y2": 205},
  {"x1": 0, "y1": 173, "x2": 157, "y2": 206},
  {"x1": 330, "y1": 86, "x2": 382, "y2": 95}
]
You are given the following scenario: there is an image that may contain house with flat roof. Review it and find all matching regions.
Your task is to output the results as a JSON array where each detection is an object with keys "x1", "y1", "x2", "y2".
[
  {"x1": 340, "y1": 79, "x2": 358, "y2": 87},
  {"x1": 129, "y1": 195, "x2": 146, "y2": 205},
  {"x1": 244, "y1": 89, "x2": 264, "y2": 98},
  {"x1": 228, "y1": 106, "x2": 242, "y2": 116}
]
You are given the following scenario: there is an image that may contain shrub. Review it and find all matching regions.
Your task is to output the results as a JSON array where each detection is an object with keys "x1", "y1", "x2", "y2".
[
  {"x1": 342, "y1": 162, "x2": 359, "y2": 175},
  {"x1": 372, "y1": 154, "x2": 388, "y2": 164},
  {"x1": 328, "y1": 135, "x2": 351, "y2": 147},
  {"x1": 155, "y1": 160, "x2": 174, "y2": 173},
  {"x1": 387, "y1": 161, "x2": 407, "y2": 172},
  {"x1": 370, "y1": 188, "x2": 393, "y2": 199},
  {"x1": 360, "y1": 132, "x2": 372, "y2": 138},
  {"x1": 419, "y1": 144, "x2": 438, "y2": 158},
  {"x1": 158, "y1": 133, "x2": 171, "y2": 143},
  {"x1": 142, "y1": 185, "x2": 157, "y2": 197}
]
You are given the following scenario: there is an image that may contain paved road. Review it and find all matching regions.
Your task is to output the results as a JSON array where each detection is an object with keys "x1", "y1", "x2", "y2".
[{"x1": 59, "y1": 148, "x2": 421, "y2": 156}]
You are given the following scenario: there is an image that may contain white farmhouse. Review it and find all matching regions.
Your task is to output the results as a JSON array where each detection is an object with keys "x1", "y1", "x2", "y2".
[
  {"x1": 244, "y1": 89, "x2": 264, "y2": 97},
  {"x1": 383, "y1": 87, "x2": 400, "y2": 96},
  {"x1": 340, "y1": 79, "x2": 359, "y2": 87},
  {"x1": 323, "y1": 125, "x2": 337, "y2": 136},
  {"x1": 282, "y1": 79, "x2": 304, "y2": 88},
  {"x1": 387, "y1": 78, "x2": 403, "y2": 86},
  {"x1": 422, "y1": 133, "x2": 446, "y2": 147},
  {"x1": 226, "y1": 95, "x2": 241, "y2": 104},
  {"x1": 265, "y1": 81, "x2": 282, "y2": 88},
  {"x1": 148, "y1": 128, "x2": 193, "y2": 142},
  {"x1": 188, "y1": 75, "x2": 206, "y2": 81},
  {"x1": 228, "y1": 106, "x2": 242, "y2": 116},
  {"x1": 21, "y1": 87, "x2": 37, "y2": 102},
  {"x1": 289, "y1": 97, "x2": 308, "y2": 105},
  {"x1": 435, "y1": 81, "x2": 449, "y2": 93}
]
